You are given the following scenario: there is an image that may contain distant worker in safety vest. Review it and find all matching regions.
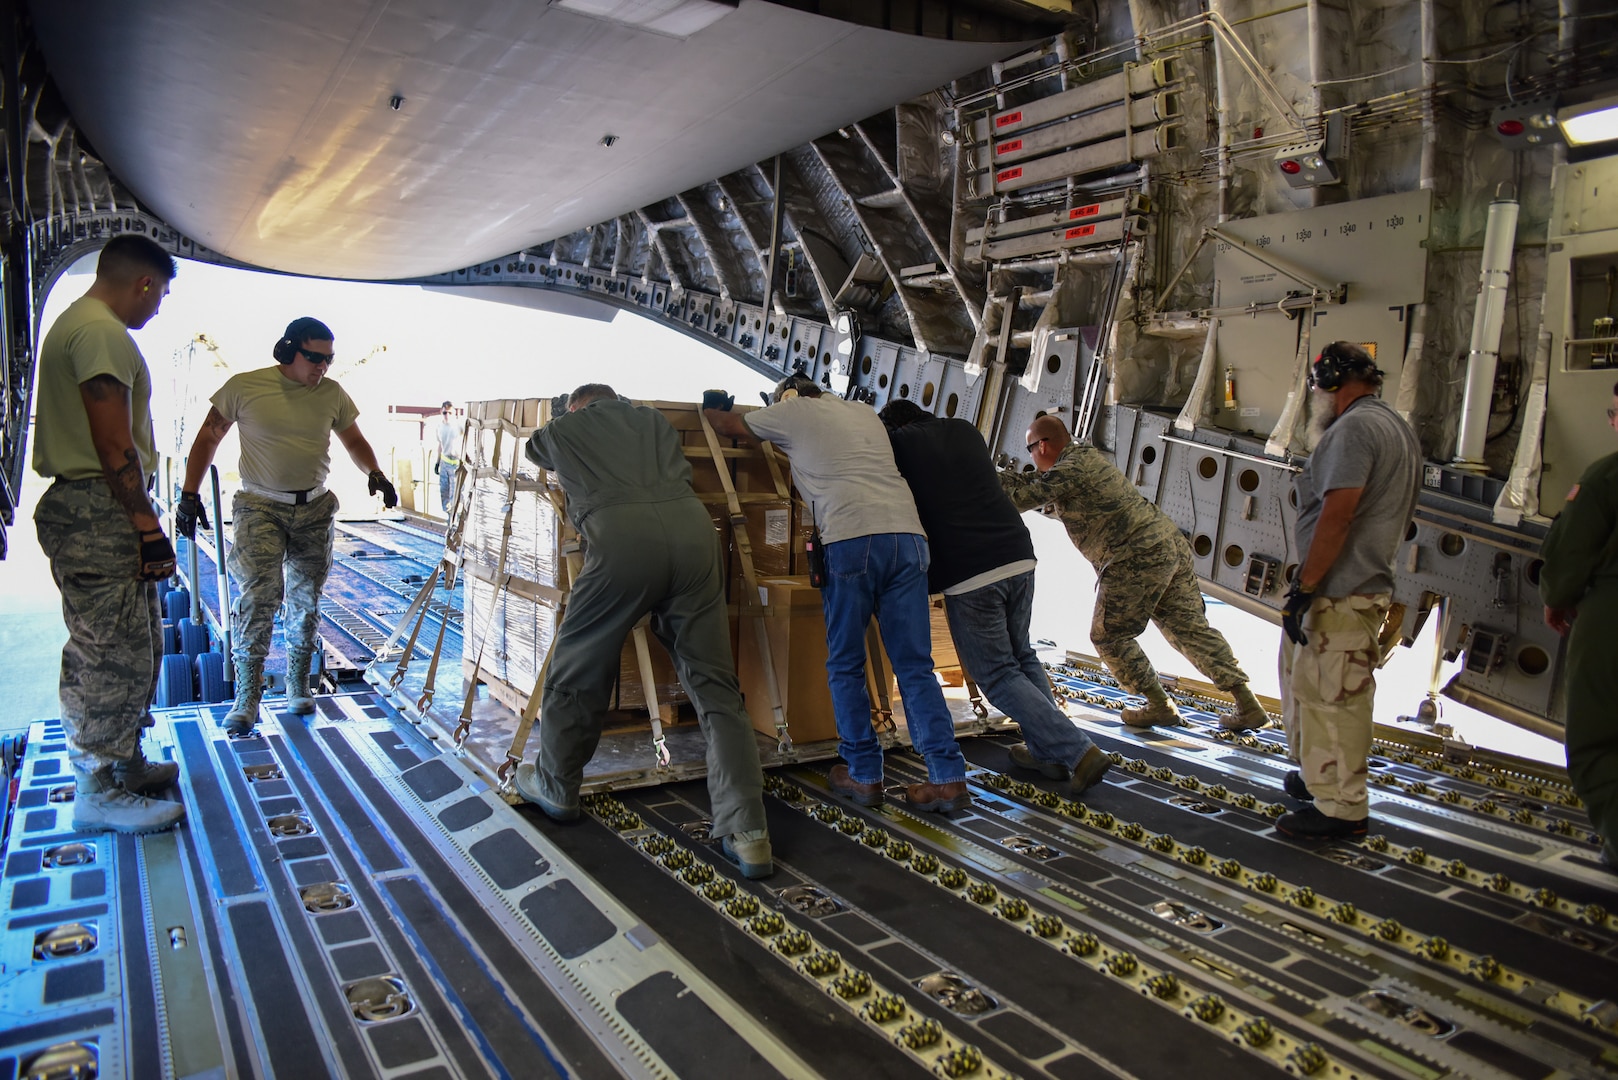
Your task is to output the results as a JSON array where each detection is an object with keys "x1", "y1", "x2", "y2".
[
  {"x1": 1539, "y1": 380, "x2": 1618, "y2": 876},
  {"x1": 518, "y1": 384, "x2": 772, "y2": 878},
  {"x1": 1001, "y1": 414, "x2": 1270, "y2": 732},
  {"x1": 1273, "y1": 342, "x2": 1419, "y2": 841},
  {"x1": 176, "y1": 317, "x2": 398, "y2": 736},
  {"x1": 33, "y1": 234, "x2": 186, "y2": 834},
  {"x1": 435, "y1": 399, "x2": 462, "y2": 516}
]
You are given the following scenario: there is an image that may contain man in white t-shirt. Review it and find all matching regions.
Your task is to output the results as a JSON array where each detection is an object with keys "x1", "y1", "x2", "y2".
[
  {"x1": 177, "y1": 317, "x2": 397, "y2": 734},
  {"x1": 706, "y1": 376, "x2": 970, "y2": 813}
]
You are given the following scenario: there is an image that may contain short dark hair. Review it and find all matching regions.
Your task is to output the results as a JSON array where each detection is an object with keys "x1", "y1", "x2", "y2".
[
  {"x1": 441, "y1": 400, "x2": 453, "y2": 409},
  {"x1": 284, "y1": 316, "x2": 334, "y2": 345},
  {"x1": 569, "y1": 383, "x2": 616, "y2": 408},
  {"x1": 879, "y1": 399, "x2": 929, "y2": 431},
  {"x1": 97, "y1": 235, "x2": 177, "y2": 284}
]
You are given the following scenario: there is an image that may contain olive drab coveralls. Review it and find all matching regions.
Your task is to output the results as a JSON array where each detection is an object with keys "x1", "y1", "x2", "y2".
[
  {"x1": 523, "y1": 398, "x2": 765, "y2": 840},
  {"x1": 1539, "y1": 451, "x2": 1618, "y2": 863}
]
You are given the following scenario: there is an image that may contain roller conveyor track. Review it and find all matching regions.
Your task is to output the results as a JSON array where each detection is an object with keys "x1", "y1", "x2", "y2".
[{"x1": 4, "y1": 689, "x2": 1616, "y2": 1077}]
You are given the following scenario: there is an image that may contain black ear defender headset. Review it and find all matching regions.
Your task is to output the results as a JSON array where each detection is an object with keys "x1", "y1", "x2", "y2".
[
  {"x1": 1308, "y1": 341, "x2": 1383, "y2": 392},
  {"x1": 273, "y1": 316, "x2": 335, "y2": 364}
]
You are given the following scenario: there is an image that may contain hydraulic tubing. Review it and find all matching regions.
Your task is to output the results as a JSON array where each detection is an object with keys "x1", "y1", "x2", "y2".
[{"x1": 1454, "y1": 187, "x2": 1519, "y2": 465}]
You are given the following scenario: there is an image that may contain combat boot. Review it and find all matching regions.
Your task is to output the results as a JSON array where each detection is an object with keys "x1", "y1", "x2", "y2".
[
  {"x1": 1219, "y1": 684, "x2": 1271, "y2": 731},
  {"x1": 285, "y1": 650, "x2": 317, "y2": 715},
  {"x1": 721, "y1": 829, "x2": 774, "y2": 879},
  {"x1": 112, "y1": 743, "x2": 179, "y2": 794},
  {"x1": 1120, "y1": 697, "x2": 1182, "y2": 728},
  {"x1": 223, "y1": 660, "x2": 264, "y2": 736},
  {"x1": 71, "y1": 766, "x2": 185, "y2": 835}
]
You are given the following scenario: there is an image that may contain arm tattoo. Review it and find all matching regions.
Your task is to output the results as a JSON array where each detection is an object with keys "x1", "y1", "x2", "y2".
[
  {"x1": 203, "y1": 406, "x2": 233, "y2": 438},
  {"x1": 81, "y1": 373, "x2": 128, "y2": 402},
  {"x1": 105, "y1": 447, "x2": 159, "y2": 522}
]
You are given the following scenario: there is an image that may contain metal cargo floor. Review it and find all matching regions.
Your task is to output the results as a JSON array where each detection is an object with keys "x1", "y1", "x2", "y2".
[{"x1": 4, "y1": 690, "x2": 1617, "y2": 1079}]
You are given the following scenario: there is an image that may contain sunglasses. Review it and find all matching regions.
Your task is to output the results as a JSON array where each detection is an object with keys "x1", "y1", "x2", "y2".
[
  {"x1": 299, "y1": 348, "x2": 334, "y2": 365},
  {"x1": 1026, "y1": 437, "x2": 1047, "y2": 454}
]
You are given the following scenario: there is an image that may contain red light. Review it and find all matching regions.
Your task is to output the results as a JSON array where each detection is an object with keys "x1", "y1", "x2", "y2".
[
  {"x1": 1497, "y1": 119, "x2": 1525, "y2": 137},
  {"x1": 1279, "y1": 159, "x2": 1302, "y2": 174}
]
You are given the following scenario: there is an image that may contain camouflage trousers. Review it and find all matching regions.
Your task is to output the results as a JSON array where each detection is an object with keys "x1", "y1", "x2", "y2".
[
  {"x1": 34, "y1": 479, "x2": 162, "y2": 772},
  {"x1": 229, "y1": 490, "x2": 338, "y2": 666},
  {"x1": 1279, "y1": 593, "x2": 1389, "y2": 821},
  {"x1": 1092, "y1": 537, "x2": 1248, "y2": 699}
]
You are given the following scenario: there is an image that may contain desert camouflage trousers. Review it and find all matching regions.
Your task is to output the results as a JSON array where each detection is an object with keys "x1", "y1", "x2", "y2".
[
  {"x1": 1280, "y1": 593, "x2": 1390, "y2": 821},
  {"x1": 229, "y1": 490, "x2": 338, "y2": 666},
  {"x1": 1092, "y1": 538, "x2": 1248, "y2": 699},
  {"x1": 34, "y1": 479, "x2": 163, "y2": 772}
]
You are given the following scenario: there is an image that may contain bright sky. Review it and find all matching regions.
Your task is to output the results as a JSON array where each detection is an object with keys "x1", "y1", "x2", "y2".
[{"x1": 9, "y1": 257, "x2": 1564, "y2": 763}]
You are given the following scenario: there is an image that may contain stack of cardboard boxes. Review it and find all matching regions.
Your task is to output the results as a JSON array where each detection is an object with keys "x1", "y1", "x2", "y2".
[{"x1": 456, "y1": 398, "x2": 957, "y2": 747}]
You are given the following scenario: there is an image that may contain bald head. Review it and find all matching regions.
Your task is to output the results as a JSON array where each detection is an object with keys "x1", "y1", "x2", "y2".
[{"x1": 1026, "y1": 414, "x2": 1070, "y2": 471}]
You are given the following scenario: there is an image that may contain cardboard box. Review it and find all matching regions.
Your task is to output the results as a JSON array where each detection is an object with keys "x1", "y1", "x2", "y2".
[{"x1": 737, "y1": 576, "x2": 840, "y2": 745}]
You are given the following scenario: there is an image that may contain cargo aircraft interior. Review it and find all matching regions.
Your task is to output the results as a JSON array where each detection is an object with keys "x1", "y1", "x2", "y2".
[{"x1": 2, "y1": 1, "x2": 1618, "y2": 1077}]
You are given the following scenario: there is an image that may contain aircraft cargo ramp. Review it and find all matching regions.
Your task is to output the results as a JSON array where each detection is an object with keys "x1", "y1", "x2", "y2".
[{"x1": 3, "y1": 681, "x2": 1616, "y2": 1079}]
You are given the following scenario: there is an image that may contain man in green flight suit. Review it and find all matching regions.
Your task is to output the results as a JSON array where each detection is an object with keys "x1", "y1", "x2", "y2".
[
  {"x1": 1001, "y1": 414, "x2": 1268, "y2": 730},
  {"x1": 515, "y1": 384, "x2": 772, "y2": 878},
  {"x1": 1540, "y1": 381, "x2": 1618, "y2": 873}
]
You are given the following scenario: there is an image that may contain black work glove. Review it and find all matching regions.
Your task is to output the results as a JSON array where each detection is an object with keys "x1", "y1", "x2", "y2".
[
  {"x1": 701, "y1": 389, "x2": 734, "y2": 411},
  {"x1": 138, "y1": 530, "x2": 177, "y2": 582},
  {"x1": 175, "y1": 490, "x2": 210, "y2": 538},
  {"x1": 368, "y1": 469, "x2": 399, "y2": 509},
  {"x1": 1281, "y1": 586, "x2": 1314, "y2": 647},
  {"x1": 551, "y1": 393, "x2": 570, "y2": 416}
]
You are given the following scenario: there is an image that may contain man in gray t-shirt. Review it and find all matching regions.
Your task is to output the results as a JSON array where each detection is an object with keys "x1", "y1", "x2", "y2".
[
  {"x1": 1275, "y1": 343, "x2": 1420, "y2": 842},
  {"x1": 706, "y1": 377, "x2": 970, "y2": 813}
]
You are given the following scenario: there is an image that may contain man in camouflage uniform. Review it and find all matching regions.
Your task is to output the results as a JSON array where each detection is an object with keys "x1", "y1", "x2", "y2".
[
  {"x1": 1000, "y1": 414, "x2": 1267, "y2": 730},
  {"x1": 1273, "y1": 343, "x2": 1420, "y2": 841},
  {"x1": 33, "y1": 234, "x2": 186, "y2": 834},
  {"x1": 1539, "y1": 381, "x2": 1618, "y2": 873},
  {"x1": 177, "y1": 317, "x2": 396, "y2": 735}
]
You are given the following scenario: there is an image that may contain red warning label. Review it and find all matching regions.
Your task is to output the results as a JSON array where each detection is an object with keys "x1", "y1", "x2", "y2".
[
  {"x1": 1064, "y1": 224, "x2": 1097, "y2": 240},
  {"x1": 995, "y1": 111, "x2": 1023, "y2": 128},
  {"x1": 1069, "y1": 204, "x2": 1101, "y2": 219},
  {"x1": 996, "y1": 167, "x2": 1024, "y2": 185},
  {"x1": 995, "y1": 139, "x2": 1023, "y2": 156}
]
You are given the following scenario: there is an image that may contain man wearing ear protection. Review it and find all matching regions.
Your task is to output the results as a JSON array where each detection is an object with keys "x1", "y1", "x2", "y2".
[
  {"x1": 33, "y1": 234, "x2": 186, "y2": 833},
  {"x1": 178, "y1": 317, "x2": 397, "y2": 736},
  {"x1": 706, "y1": 375, "x2": 972, "y2": 814},
  {"x1": 1274, "y1": 341, "x2": 1419, "y2": 841}
]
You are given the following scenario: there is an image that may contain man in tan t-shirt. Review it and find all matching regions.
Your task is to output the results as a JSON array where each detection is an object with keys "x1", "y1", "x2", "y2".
[
  {"x1": 33, "y1": 234, "x2": 186, "y2": 834},
  {"x1": 177, "y1": 317, "x2": 396, "y2": 734}
]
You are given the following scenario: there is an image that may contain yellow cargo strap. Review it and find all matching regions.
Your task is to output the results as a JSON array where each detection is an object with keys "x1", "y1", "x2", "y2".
[
  {"x1": 864, "y1": 623, "x2": 896, "y2": 733},
  {"x1": 458, "y1": 426, "x2": 520, "y2": 731},
  {"x1": 498, "y1": 534, "x2": 581, "y2": 791},
  {"x1": 381, "y1": 562, "x2": 443, "y2": 690},
  {"x1": 631, "y1": 619, "x2": 671, "y2": 769},
  {"x1": 697, "y1": 411, "x2": 791, "y2": 753}
]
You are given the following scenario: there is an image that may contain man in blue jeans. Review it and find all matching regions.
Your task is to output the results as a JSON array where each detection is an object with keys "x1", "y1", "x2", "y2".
[
  {"x1": 881, "y1": 400, "x2": 1111, "y2": 794},
  {"x1": 706, "y1": 378, "x2": 970, "y2": 812}
]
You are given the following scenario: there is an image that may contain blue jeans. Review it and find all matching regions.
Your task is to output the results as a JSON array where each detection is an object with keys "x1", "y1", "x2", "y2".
[
  {"x1": 822, "y1": 533, "x2": 967, "y2": 786},
  {"x1": 944, "y1": 571, "x2": 1096, "y2": 770}
]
